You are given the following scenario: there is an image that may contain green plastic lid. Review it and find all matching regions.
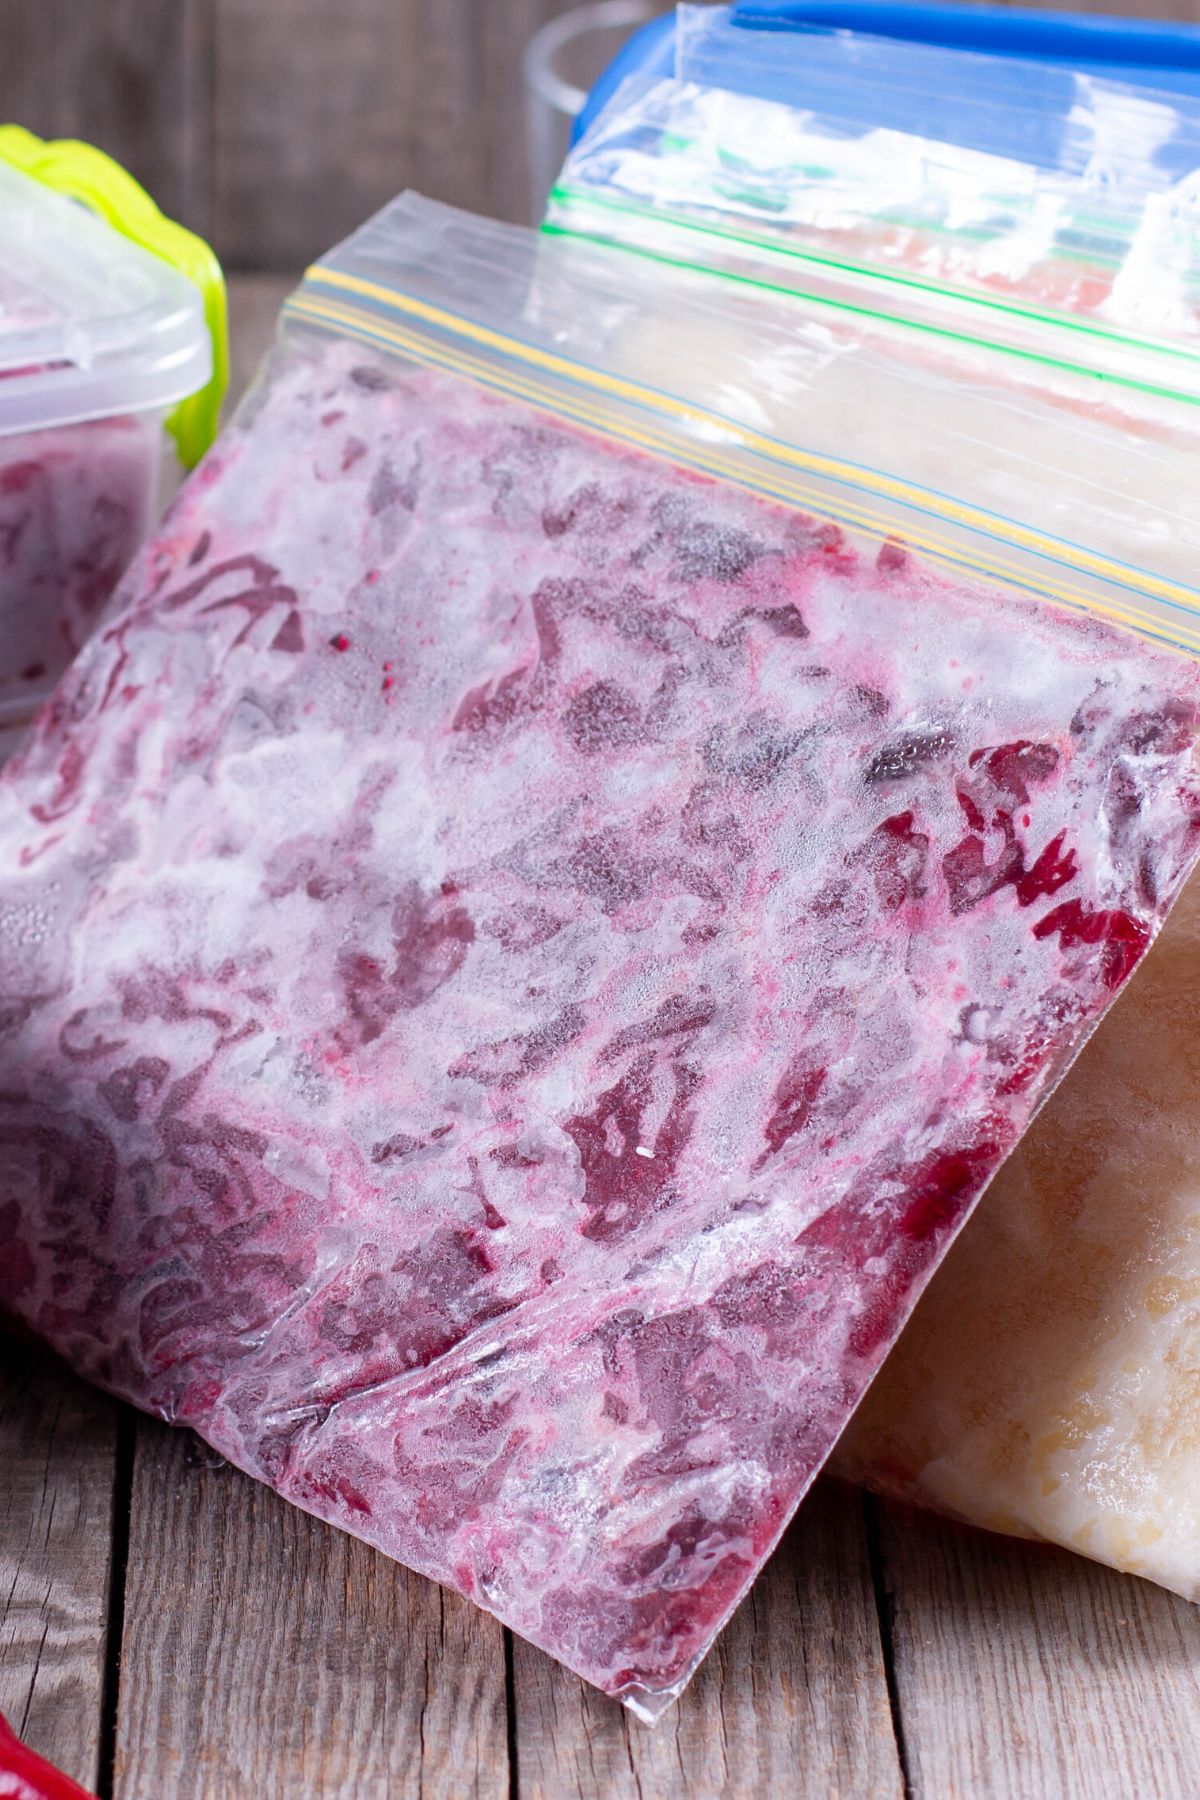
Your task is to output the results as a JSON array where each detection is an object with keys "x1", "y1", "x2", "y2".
[{"x1": 0, "y1": 125, "x2": 228, "y2": 466}]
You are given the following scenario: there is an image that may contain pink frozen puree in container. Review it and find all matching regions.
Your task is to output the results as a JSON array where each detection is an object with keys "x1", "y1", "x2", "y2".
[
  {"x1": 0, "y1": 413, "x2": 160, "y2": 713},
  {"x1": 0, "y1": 164, "x2": 211, "y2": 738}
]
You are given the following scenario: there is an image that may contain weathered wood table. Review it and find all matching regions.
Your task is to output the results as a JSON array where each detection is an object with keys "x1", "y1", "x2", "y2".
[{"x1": 4, "y1": 277, "x2": 1200, "y2": 1800}]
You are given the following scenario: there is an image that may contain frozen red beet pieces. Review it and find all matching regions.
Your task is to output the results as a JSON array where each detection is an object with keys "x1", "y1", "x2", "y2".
[{"x1": 1, "y1": 339, "x2": 1199, "y2": 1715}]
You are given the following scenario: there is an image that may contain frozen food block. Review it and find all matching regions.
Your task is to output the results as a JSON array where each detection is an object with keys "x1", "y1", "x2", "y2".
[
  {"x1": 1, "y1": 337, "x2": 1199, "y2": 1715},
  {"x1": 834, "y1": 863, "x2": 1200, "y2": 1596},
  {"x1": 0, "y1": 414, "x2": 161, "y2": 718}
]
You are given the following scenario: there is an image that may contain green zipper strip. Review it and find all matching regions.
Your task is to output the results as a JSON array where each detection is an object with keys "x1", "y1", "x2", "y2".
[
  {"x1": 549, "y1": 182, "x2": 1200, "y2": 400},
  {"x1": 699, "y1": 160, "x2": 1187, "y2": 270}
]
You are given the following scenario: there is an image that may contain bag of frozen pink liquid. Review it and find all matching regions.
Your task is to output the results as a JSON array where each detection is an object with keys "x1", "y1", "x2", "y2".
[
  {"x1": 3, "y1": 191, "x2": 1200, "y2": 1717},
  {"x1": 0, "y1": 140, "x2": 218, "y2": 751}
]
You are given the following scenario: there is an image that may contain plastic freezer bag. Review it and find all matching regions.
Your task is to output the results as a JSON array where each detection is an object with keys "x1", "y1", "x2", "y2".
[
  {"x1": 833, "y1": 860, "x2": 1200, "y2": 1597},
  {"x1": 555, "y1": 6, "x2": 1200, "y2": 409},
  {"x1": 3, "y1": 195, "x2": 1200, "y2": 1716}
]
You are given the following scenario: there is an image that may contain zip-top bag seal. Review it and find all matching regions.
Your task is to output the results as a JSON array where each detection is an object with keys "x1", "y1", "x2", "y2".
[{"x1": 553, "y1": 6, "x2": 1200, "y2": 420}]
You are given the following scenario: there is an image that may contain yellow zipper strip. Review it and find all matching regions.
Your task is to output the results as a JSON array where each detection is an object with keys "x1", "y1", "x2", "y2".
[
  {"x1": 301, "y1": 263, "x2": 1200, "y2": 624},
  {"x1": 284, "y1": 281, "x2": 1200, "y2": 653}
]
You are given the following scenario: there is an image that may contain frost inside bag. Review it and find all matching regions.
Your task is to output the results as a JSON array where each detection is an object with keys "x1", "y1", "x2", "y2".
[
  {"x1": 552, "y1": 6, "x2": 1200, "y2": 413},
  {"x1": 3, "y1": 193, "x2": 1200, "y2": 1715}
]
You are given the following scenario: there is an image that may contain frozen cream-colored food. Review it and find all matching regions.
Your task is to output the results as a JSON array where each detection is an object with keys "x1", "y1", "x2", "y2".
[{"x1": 834, "y1": 866, "x2": 1200, "y2": 1596}]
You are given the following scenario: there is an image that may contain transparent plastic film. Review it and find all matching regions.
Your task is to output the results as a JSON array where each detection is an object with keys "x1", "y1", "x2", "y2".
[
  {"x1": 3, "y1": 194, "x2": 1200, "y2": 1720},
  {"x1": 676, "y1": 5, "x2": 1200, "y2": 183},
  {"x1": 0, "y1": 139, "x2": 221, "y2": 733},
  {"x1": 553, "y1": 7, "x2": 1200, "y2": 407},
  {"x1": 295, "y1": 195, "x2": 1200, "y2": 652}
]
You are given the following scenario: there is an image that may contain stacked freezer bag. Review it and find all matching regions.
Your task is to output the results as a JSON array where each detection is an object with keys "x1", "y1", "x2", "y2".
[
  {"x1": 551, "y1": 14, "x2": 1200, "y2": 626},
  {"x1": 0, "y1": 132, "x2": 222, "y2": 746},
  {"x1": 558, "y1": 5, "x2": 1200, "y2": 1597},
  {"x1": 554, "y1": 6, "x2": 1200, "y2": 415},
  {"x1": 4, "y1": 182, "x2": 1200, "y2": 1716}
]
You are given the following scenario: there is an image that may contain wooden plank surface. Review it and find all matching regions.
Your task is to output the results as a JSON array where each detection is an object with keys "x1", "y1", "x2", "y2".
[
  {"x1": 15, "y1": 1339, "x2": 1200, "y2": 1800},
  {"x1": 3, "y1": 0, "x2": 1200, "y2": 267},
  {"x1": 112, "y1": 1418, "x2": 510, "y2": 1800},
  {"x1": 513, "y1": 1483, "x2": 904, "y2": 1800},
  {"x1": 212, "y1": 0, "x2": 418, "y2": 271},
  {"x1": 878, "y1": 1498, "x2": 1200, "y2": 1800},
  {"x1": 1, "y1": 0, "x2": 213, "y2": 234},
  {"x1": 213, "y1": 0, "x2": 574, "y2": 267},
  {"x1": 0, "y1": 1341, "x2": 120, "y2": 1794},
  {"x1": 106, "y1": 1410, "x2": 903, "y2": 1800}
]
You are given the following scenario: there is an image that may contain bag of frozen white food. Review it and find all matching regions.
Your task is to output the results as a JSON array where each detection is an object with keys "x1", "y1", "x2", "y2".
[
  {"x1": 832, "y1": 861, "x2": 1200, "y2": 1598},
  {"x1": 2, "y1": 191, "x2": 1200, "y2": 1716}
]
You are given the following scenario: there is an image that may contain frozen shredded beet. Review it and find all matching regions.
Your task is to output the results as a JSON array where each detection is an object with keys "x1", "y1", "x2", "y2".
[
  {"x1": 1, "y1": 338, "x2": 1199, "y2": 1715},
  {"x1": 0, "y1": 413, "x2": 160, "y2": 723}
]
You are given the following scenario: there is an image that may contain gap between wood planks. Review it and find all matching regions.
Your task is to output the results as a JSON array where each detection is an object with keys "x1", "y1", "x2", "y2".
[
  {"x1": 95, "y1": 1409, "x2": 135, "y2": 1800},
  {"x1": 863, "y1": 1493, "x2": 913, "y2": 1800},
  {"x1": 18, "y1": 1375, "x2": 1200, "y2": 1800}
]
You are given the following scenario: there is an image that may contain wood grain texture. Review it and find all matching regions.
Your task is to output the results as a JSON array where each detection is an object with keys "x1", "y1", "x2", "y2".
[
  {"x1": 213, "y1": 0, "x2": 418, "y2": 271},
  {"x1": 226, "y1": 272, "x2": 296, "y2": 403},
  {"x1": 408, "y1": 0, "x2": 565, "y2": 227},
  {"x1": 513, "y1": 1481, "x2": 903, "y2": 1800},
  {"x1": 112, "y1": 1416, "x2": 510, "y2": 1800},
  {"x1": 0, "y1": 0, "x2": 213, "y2": 233},
  {"x1": 0, "y1": 1338, "x2": 118, "y2": 1793},
  {"x1": 212, "y1": 0, "x2": 642, "y2": 267},
  {"x1": 879, "y1": 1498, "x2": 1200, "y2": 1800}
]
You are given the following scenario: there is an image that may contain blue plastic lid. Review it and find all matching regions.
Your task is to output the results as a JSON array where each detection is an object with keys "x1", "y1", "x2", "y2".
[
  {"x1": 736, "y1": 0, "x2": 1200, "y2": 88},
  {"x1": 574, "y1": 1, "x2": 1200, "y2": 143},
  {"x1": 574, "y1": 13, "x2": 676, "y2": 143}
]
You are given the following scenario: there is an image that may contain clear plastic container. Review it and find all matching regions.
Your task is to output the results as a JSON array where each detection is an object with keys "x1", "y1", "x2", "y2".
[
  {"x1": 0, "y1": 142, "x2": 219, "y2": 736},
  {"x1": 5, "y1": 192, "x2": 1200, "y2": 1720}
]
